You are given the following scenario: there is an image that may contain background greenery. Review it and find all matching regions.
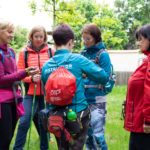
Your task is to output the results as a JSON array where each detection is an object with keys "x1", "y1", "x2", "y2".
[
  {"x1": 10, "y1": 86, "x2": 129, "y2": 150},
  {"x1": 11, "y1": 0, "x2": 150, "y2": 52}
]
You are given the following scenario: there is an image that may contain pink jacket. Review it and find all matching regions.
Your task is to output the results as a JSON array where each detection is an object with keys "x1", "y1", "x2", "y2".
[{"x1": 0, "y1": 44, "x2": 27, "y2": 103}]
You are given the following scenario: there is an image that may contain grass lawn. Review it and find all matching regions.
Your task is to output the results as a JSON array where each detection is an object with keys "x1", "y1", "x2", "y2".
[{"x1": 10, "y1": 85, "x2": 129, "y2": 150}]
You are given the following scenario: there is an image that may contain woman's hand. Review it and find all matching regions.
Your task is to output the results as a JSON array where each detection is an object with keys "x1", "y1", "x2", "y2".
[
  {"x1": 31, "y1": 74, "x2": 41, "y2": 83},
  {"x1": 25, "y1": 67, "x2": 40, "y2": 76},
  {"x1": 143, "y1": 124, "x2": 150, "y2": 134}
]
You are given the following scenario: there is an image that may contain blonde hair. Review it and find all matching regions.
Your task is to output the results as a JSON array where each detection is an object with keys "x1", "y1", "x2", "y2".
[
  {"x1": 28, "y1": 25, "x2": 47, "y2": 42},
  {"x1": 0, "y1": 18, "x2": 14, "y2": 31}
]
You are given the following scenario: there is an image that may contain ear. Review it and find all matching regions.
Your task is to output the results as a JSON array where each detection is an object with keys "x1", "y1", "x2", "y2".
[{"x1": 68, "y1": 39, "x2": 73, "y2": 46}]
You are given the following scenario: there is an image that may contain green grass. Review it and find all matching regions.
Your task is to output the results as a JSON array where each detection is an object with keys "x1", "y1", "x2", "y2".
[
  {"x1": 10, "y1": 85, "x2": 129, "y2": 150},
  {"x1": 106, "y1": 85, "x2": 129, "y2": 150}
]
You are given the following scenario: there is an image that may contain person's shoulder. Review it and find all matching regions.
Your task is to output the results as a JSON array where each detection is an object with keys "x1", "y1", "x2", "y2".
[
  {"x1": 71, "y1": 53, "x2": 86, "y2": 59},
  {"x1": 99, "y1": 49, "x2": 110, "y2": 57},
  {"x1": 70, "y1": 53, "x2": 90, "y2": 65}
]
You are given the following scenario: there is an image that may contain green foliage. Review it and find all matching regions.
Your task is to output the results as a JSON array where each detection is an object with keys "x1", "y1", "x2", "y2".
[
  {"x1": 56, "y1": 0, "x2": 128, "y2": 51},
  {"x1": 28, "y1": 0, "x2": 129, "y2": 51},
  {"x1": 10, "y1": 26, "x2": 28, "y2": 53},
  {"x1": 114, "y1": 0, "x2": 150, "y2": 49},
  {"x1": 56, "y1": 1, "x2": 87, "y2": 51},
  {"x1": 76, "y1": 0, "x2": 99, "y2": 22},
  {"x1": 93, "y1": 6, "x2": 128, "y2": 49}
]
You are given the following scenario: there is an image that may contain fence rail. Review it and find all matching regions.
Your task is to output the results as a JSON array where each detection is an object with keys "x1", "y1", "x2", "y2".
[{"x1": 115, "y1": 71, "x2": 133, "y2": 85}]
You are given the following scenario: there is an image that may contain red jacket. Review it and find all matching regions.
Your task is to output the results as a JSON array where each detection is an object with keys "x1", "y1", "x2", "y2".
[
  {"x1": 17, "y1": 44, "x2": 55, "y2": 95},
  {"x1": 124, "y1": 54, "x2": 150, "y2": 133}
]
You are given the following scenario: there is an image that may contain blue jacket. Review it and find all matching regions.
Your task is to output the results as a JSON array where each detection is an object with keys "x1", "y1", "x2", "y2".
[
  {"x1": 81, "y1": 42, "x2": 112, "y2": 104},
  {"x1": 42, "y1": 49, "x2": 109, "y2": 112}
]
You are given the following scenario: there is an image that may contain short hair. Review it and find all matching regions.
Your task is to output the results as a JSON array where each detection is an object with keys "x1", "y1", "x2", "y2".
[
  {"x1": 135, "y1": 24, "x2": 150, "y2": 50},
  {"x1": 0, "y1": 19, "x2": 14, "y2": 31},
  {"x1": 28, "y1": 25, "x2": 47, "y2": 42},
  {"x1": 82, "y1": 23, "x2": 102, "y2": 43},
  {"x1": 52, "y1": 24, "x2": 74, "y2": 46}
]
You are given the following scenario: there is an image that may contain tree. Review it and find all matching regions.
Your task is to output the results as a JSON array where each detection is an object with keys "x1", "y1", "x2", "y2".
[
  {"x1": 29, "y1": 0, "x2": 66, "y2": 27},
  {"x1": 10, "y1": 26, "x2": 28, "y2": 52},
  {"x1": 29, "y1": 0, "x2": 128, "y2": 51},
  {"x1": 93, "y1": 5, "x2": 128, "y2": 49},
  {"x1": 114, "y1": 0, "x2": 150, "y2": 49}
]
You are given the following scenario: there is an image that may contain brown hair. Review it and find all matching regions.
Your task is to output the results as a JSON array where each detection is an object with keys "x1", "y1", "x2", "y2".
[
  {"x1": 82, "y1": 23, "x2": 102, "y2": 43},
  {"x1": 52, "y1": 23, "x2": 74, "y2": 46},
  {"x1": 28, "y1": 25, "x2": 47, "y2": 42}
]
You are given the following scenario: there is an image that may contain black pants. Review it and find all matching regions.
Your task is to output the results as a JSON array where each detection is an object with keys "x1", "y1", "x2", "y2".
[
  {"x1": 56, "y1": 108, "x2": 90, "y2": 150},
  {"x1": 129, "y1": 132, "x2": 150, "y2": 150},
  {"x1": 0, "y1": 102, "x2": 17, "y2": 150}
]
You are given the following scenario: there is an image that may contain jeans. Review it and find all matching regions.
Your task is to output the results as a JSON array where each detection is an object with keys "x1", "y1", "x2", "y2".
[
  {"x1": 13, "y1": 95, "x2": 48, "y2": 150},
  {"x1": 86, "y1": 103, "x2": 108, "y2": 150}
]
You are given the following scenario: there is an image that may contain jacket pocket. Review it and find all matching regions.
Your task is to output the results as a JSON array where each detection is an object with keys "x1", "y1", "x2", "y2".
[{"x1": 125, "y1": 101, "x2": 134, "y2": 127}]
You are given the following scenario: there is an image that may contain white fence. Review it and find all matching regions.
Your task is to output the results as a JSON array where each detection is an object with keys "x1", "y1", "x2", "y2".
[{"x1": 108, "y1": 50, "x2": 145, "y2": 85}]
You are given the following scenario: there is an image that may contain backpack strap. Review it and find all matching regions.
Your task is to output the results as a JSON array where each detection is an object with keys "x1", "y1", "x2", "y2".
[
  {"x1": 48, "y1": 47, "x2": 53, "y2": 58},
  {"x1": 0, "y1": 49, "x2": 4, "y2": 63},
  {"x1": 24, "y1": 47, "x2": 52, "y2": 68},
  {"x1": 24, "y1": 49, "x2": 28, "y2": 68},
  {"x1": 95, "y1": 49, "x2": 106, "y2": 64},
  {"x1": 8, "y1": 48, "x2": 15, "y2": 59},
  {"x1": 0, "y1": 48, "x2": 15, "y2": 64},
  {"x1": 23, "y1": 49, "x2": 29, "y2": 95}
]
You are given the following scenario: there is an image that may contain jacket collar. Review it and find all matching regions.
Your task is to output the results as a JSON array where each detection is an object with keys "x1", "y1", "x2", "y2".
[
  {"x1": 26, "y1": 44, "x2": 49, "y2": 53},
  {"x1": 0, "y1": 44, "x2": 8, "y2": 51},
  {"x1": 54, "y1": 49, "x2": 71, "y2": 55},
  {"x1": 84, "y1": 42, "x2": 106, "y2": 53}
]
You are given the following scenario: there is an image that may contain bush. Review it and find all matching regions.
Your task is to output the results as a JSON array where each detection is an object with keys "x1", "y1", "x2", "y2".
[{"x1": 10, "y1": 26, "x2": 28, "y2": 53}]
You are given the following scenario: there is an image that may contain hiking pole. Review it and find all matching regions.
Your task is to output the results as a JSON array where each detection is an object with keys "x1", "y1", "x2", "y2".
[{"x1": 27, "y1": 84, "x2": 37, "y2": 150}]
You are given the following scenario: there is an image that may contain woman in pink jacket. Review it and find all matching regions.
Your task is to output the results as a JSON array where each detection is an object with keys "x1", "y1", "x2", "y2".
[
  {"x1": 0, "y1": 19, "x2": 39, "y2": 150},
  {"x1": 124, "y1": 24, "x2": 150, "y2": 150}
]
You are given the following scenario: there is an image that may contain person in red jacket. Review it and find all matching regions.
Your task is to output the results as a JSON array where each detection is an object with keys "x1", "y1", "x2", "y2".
[
  {"x1": 14, "y1": 25, "x2": 55, "y2": 150},
  {"x1": 124, "y1": 24, "x2": 150, "y2": 150},
  {"x1": 0, "y1": 19, "x2": 39, "y2": 150}
]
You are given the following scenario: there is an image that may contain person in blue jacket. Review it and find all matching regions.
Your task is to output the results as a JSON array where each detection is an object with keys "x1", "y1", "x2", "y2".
[
  {"x1": 81, "y1": 23, "x2": 112, "y2": 150},
  {"x1": 41, "y1": 23, "x2": 109, "y2": 150}
]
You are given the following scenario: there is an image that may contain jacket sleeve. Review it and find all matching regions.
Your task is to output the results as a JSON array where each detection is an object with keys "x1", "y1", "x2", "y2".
[
  {"x1": 17, "y1": 50, "x2": 32, "y2": 83},
  {"x1": 79, "y1": 55, "x2": 109, "y2": 85},
  {"x1": 143, "y1": 60, "x2": 150, "y2": 124},
  {"x1": 0, "y1": 58, "x2": 26, "y2": 85},
  {"x1": 98, "y1": 52, "x2": 112, "y2": 77}
]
